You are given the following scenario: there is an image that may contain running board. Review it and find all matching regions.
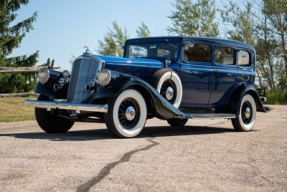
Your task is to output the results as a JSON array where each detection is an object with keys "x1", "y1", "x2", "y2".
[{"x1": 187, "y1": 113, "x2": 236, "y2": 119}]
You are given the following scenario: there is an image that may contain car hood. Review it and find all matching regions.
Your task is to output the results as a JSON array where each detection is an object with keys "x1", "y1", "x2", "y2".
[{"x1": 80, "y1": 54, "x2": 163, "y2": 67}]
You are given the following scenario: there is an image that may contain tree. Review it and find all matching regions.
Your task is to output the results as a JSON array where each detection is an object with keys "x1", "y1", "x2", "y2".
[
  {"x1": 97, "y1": 20, "x2": 129, "y2": 57},
  {"x1": 136, "y1": 22, "x2": 150, "y2": 38},
  {"x1": 260, "y1": 0, "x2": 287, "y2": 91},
  {"x1": 167, "y1": 0, "x2": 219, "y2": 37},
  {"x1": 220, "y1": 0, "x2": 286, "y2": 92},
  {"x1": 97, "y1": 21, "x2": 151, "y2": 57},
  {"x1": 0, "y1": 0, "x2": 38, "y2": 93}
]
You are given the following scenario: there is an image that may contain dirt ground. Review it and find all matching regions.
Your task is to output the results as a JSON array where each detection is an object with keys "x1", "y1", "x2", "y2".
[{"x1": 0, "y1": 105, "x2": 286, "y2": 192}]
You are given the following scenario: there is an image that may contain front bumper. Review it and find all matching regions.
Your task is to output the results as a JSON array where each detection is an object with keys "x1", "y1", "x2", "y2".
[{"x1": 24, "y1": 100, "x2": 108, "y2": 113}]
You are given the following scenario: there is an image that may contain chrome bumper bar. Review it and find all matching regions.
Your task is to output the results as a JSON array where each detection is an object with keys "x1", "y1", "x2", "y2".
[{"x1": 24, "y1": 100, "x2": 108, "y2": 113}]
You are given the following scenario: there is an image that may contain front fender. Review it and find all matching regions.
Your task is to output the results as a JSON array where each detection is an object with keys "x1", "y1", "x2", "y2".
[
  {"x1": 227, "y1": 84, "x2": 271, "y2": 114},
  {"x1": 87, "y1": 72, "x2": 191, "y2": 119}
]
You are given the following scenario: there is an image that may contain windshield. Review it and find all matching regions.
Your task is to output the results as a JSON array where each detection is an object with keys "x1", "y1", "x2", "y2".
[{"x1": 124, "y1": 41, "x2": 181, "y2": 64}]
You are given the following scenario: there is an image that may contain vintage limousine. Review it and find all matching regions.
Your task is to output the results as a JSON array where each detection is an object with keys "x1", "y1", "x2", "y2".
[{"x1": 24, "y1": 37, "x2": 270, "y2": 138}]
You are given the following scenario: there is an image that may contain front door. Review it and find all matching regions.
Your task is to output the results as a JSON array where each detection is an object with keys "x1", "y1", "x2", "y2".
[{"x1": 179, "y1": 42, "x2": 214, "y2": 108}]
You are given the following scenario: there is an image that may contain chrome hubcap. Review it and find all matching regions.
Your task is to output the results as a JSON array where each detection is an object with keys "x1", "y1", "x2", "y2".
[
  {"x1": 245, "y1": 107, "x2": 251, "y2": 119},
  {"x1": 125, "y1": 106, "x2": 136, "y2": 121},
  {"x1": 165, "y1": 87, "x2": 174, "y2": 101}
]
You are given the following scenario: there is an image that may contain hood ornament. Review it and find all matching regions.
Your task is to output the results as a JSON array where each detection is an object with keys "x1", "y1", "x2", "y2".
[{"x1": 83, "y1": 46, "x2": 92, "y2": 54}]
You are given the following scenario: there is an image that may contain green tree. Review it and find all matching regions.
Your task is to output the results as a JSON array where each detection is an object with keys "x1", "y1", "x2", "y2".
[
  {"x1": 167, "y1": 0, "x2": 219, "y2": 37},
  {"x1": 220, "y1": 0, "x2": 286, "y2": 91},
  {"x1": 136, "y1": 22, "x2": 150, "y2": 38},
  {"x1": 97, "y1": 20, "x2": 129, "y2": 57},
  {"x1": 260, "y1": 0, "x2": 287, "y2": 91},
  {"x1": 97, "y1": 21, "x2": 151, "y2": 57},
  {"x1": 0, "y1": 0, "x2": 38, "y2": 93}
]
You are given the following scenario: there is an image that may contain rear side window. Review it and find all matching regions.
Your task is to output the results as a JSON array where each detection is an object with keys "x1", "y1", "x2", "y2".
[
  {"x1": 215, "y1": 47, "x2": 235, "y2": 65},
  {"x1": 184, "y1": 44, "x2": 211, "y2": 62},
  {"x1": 238, "y1": 50, "x2": 250, "y2": 67}
]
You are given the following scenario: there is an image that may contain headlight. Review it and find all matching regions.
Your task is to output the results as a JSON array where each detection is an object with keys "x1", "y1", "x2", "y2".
[
  {"x1": 63, "y1": 70, "x2": 70, "y2": 78},
  {"x1": 97, "y1": 69, "x2": 111, "y2": 86},
  {"x1": 38, "y1": 68, "x2": 50, "y2": 84}
]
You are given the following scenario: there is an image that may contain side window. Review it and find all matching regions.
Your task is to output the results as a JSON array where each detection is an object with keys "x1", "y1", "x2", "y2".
[
  {"x1": 215, "y1": 47, "x2": 235, "y2": 65},
  {"x1": 158, "y1": 49, "x2": 170, "y2": 58},
  {"x1": 184, "y1": 44, "x2": 211, "y2": 62},
  {"x1": 129, "y1": 46, "x2": 148, "y2": 58},
  {"x1": 238, "y1": 50, "x2": 250, "y2": 67}
]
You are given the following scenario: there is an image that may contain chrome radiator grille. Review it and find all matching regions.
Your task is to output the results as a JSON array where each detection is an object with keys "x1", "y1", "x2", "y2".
[{"x1": 67, "y1": 58, "x2": 100, "y2": 103}]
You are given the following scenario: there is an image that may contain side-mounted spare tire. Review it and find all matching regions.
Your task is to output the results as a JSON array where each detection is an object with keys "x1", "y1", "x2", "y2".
[{"x1": 150, "y1": 68, "x2": 183, "y2": 108}]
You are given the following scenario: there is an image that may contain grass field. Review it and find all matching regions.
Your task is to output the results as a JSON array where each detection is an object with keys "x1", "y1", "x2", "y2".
[
  {"x1": 0, "y1": 96, "x2": 38, "y2": 123},
  {"x1": 266, "y1": 92, "x2": 287, "y2": 105}
]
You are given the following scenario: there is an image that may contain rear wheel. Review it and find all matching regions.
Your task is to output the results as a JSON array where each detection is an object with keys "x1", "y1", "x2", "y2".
[
  {"x1": 231, "y1": 94, "x2": 256, "y2": 132},
  {"x1": 35, "y1": 95, "x2": 74, "y2": 133},
  {"x1": 105, "y1": 89, "x2": 147, "y2": 138},
  {"x1": 167, "y1": 118, "x2": 188, "y2": 127}
]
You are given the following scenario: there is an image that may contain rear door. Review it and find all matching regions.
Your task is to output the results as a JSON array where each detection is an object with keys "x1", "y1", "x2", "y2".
[
  {"x1": 179, "y1": 42, "x2": 214, "y2": 108},
  {"x1": 209, "y1": 46, "x2": 238, "y2": 107}
]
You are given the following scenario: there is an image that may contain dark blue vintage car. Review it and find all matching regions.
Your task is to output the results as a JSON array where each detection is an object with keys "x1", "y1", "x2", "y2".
[{"x1": 24, "y1": 36, "x2": 270, "y2": 138}]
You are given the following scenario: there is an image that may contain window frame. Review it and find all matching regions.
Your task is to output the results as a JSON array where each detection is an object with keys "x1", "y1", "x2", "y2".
[
  {"x1": 237, "y1": 49, "x2": 252, "y2": 69},
  {"x1": 181, "y1": 41, "x2": 214, "y2": 66},
  {"x1": 214, "y1": 45, "x2": 237, "y2": 68}
]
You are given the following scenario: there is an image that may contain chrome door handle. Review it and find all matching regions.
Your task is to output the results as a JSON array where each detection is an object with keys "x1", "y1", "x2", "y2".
[{"x1": 209, "y1": 69, "x2": 220, "y2": 72}]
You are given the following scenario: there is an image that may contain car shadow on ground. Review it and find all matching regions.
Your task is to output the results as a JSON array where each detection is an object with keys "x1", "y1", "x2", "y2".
[{"x1": 0, "y1": 125, "x2": 240, "y2": 141}]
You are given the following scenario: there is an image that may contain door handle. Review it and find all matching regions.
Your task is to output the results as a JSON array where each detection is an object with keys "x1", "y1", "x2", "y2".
[{"x1": 209, "y1": 69, "x2": 220, "y2": 72}]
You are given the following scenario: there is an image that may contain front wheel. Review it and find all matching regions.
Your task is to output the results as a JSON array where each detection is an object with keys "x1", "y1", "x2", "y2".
[
  {"x1": 35, "y1": 95, "x2": 74, "y2": 133},
  {"x1": 105, "y1": 89, "x2": 147, "y2": 138},
  {"x1": 231, "y1": 94, "x2": 257, "y2": 132}
]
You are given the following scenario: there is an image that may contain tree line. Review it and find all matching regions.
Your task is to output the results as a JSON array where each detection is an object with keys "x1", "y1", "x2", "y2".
[
  {"x1": 0, "y1": 0, "x2": 286, "y2": 94},
  {"x1": 97, "y1": 0, "x2": 287, "y2": 93}
]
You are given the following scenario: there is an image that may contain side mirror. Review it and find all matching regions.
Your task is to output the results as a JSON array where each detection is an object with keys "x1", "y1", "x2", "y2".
[
  {"x1": 165, "y1": 59, "x2": 171, "y2": 66},
  {"x1": 183, "y1": 41, "x2": 194, "y2": 49}
]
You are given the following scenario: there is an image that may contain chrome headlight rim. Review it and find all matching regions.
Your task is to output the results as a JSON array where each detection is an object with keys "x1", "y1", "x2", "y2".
[
  {"x1": 97, "y1": 69, "x2": 111, "y2": 87},
  {"x1": 38, "y1": 68, "x2": 50, "y2": 84}
]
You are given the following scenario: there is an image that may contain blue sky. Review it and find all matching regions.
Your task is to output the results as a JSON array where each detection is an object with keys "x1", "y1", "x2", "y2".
[
  {"x1": 10, "y1": 0, "x2": 176, "y2": 70},
  {"x1": 10, "y1": 0, "x2": 224, "y2": 71}
]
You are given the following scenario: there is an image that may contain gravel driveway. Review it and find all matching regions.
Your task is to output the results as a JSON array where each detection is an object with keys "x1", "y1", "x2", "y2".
[{"x1": 0, "y1": 105, "x2": 286, "y2": 191}]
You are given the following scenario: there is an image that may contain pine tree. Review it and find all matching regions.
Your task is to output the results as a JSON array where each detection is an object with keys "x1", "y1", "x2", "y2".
[
  {"x1": 97, "y1": 21, "x2": 151, "y2": 57},
  {"x1": 97, "y1": 20, "x2": 129, "y2": 57},
  {"x1": 0, "y1": 0, "x2": 38, "y2": 93},
  {"x1": 167, "y1": 0, "x2": 219, "y2": 37},
  {"x1": 136, "y1": 22, "x2": 150, "y2": 38}
]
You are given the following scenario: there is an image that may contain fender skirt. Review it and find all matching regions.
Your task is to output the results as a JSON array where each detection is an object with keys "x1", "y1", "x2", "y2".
[{"x1": 86, "y1": 72, "x2": 192, "y2": 120}]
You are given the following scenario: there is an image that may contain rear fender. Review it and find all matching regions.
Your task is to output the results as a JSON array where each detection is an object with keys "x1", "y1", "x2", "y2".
[{"x1": 227, "y1": 84, "x2": 270, "y2": 114}]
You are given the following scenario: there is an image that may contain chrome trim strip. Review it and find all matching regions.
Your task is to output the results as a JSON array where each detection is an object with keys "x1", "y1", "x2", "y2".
[
  {"x1": 24, "y1": 100, "x2": 108, "y2": 113},
  {"x1": 188, "y1": 113, "x2": 236, "y2": 119}
]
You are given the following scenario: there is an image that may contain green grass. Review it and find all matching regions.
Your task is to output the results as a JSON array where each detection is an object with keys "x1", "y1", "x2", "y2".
[
  {"x1": 0, "y1": 96, "x2": 37, "y2": 123},
  {"x1": 266, "y1": 92, "x2": 287, "y2": 105}
]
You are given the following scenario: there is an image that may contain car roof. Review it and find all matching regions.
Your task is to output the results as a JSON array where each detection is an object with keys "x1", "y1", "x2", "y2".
[{"x1": 125, "y1": 36, "x2": 255, "y2": 53}]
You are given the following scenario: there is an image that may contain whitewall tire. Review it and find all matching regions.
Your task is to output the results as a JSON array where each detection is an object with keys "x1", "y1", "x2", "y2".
[
  {"x1": 150, "y1": 69, "x2": 182, "y2": 108},
  {"x1": 232, "y1": 94, "x2": 257, "y2": 132},
  {"x1": 105, "y1": 89, "x2": 147, "y2": 138}
]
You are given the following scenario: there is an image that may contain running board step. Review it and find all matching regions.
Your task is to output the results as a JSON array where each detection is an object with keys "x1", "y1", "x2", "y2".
[{"x1": 187, "y1": 113, "x2": 236, "y2": 119}]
